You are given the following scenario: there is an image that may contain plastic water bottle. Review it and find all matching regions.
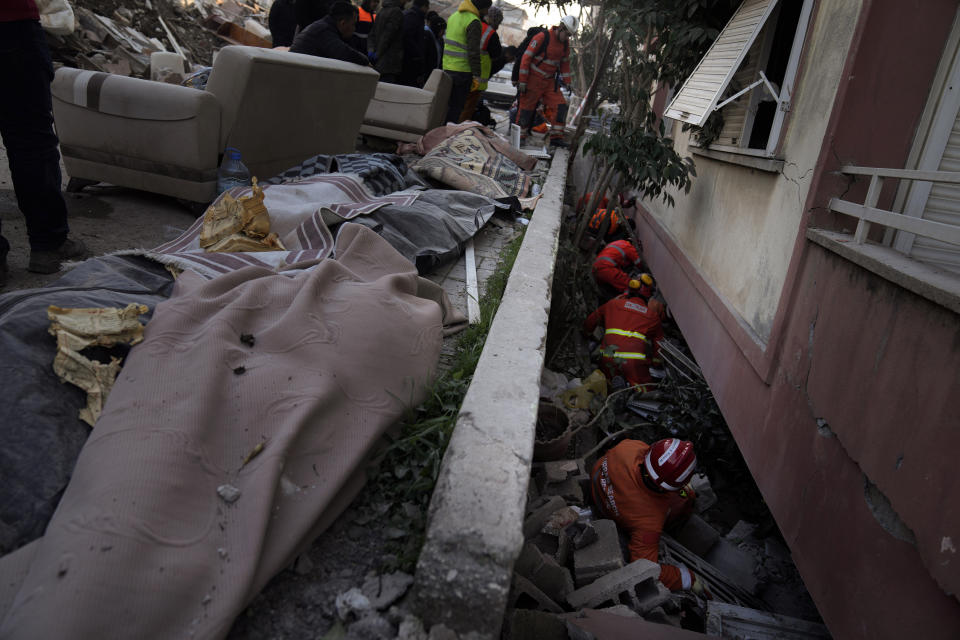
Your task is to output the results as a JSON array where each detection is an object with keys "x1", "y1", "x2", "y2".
[{"x1": 217, "y1": 147, "x2": 251, "y2": 194}]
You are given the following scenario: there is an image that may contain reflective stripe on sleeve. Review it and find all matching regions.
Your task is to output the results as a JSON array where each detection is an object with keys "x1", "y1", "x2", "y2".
[
  {"x1": 679, "y1": 566, "x2": 692, "y2": 590},
  {"x1": 605, "y1": 328, "x2": 649, "y2": 342}
]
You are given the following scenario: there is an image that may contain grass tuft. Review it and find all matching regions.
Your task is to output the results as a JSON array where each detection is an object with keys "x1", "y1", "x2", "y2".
[{"x1": 363, "y1": 229, "x2": 526, "y2": 572}]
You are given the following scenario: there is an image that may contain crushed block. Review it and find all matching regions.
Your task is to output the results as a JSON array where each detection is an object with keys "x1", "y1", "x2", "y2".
[
  {"x1": 543, "y1": 506, "x2": 580, "y2": 535},
  {"x1": 726, "y1": 520, "x2": 757, "y2": 544},
  {"x1": 511, "y1": 574, "x2": 564, "y2": 614},
  {"x1": 523, "y1": 496, "x2": 567, "y2": 539},
  {"x1": 704, "y1": 539, "x2": 760, "y2": 594},
  {"x1": 567, "y1": 559, "x2": 669, "y2": 614},
  {"x1": 573, "y1": 519, "x2": 624, "y2": 587},
  {"x1": 531, "y1": 529, "x2": 571, "y2": 567},
  {"x1": 514, "y1": 543, "x2": 575, "y2": 604},
  {"x1": 510, "y1": 609, "x2": 567, "y2": 640},
  {"x1": 672, "y1": 514, "x2": 720, "y2": 558},
  {"x1": 689, "y1": 473, "x2": 717, "y2": 513},
  {"x1": 565, "y1": 521, "x2": 598, "y2": 549},
  {"x1": 706, "y1": 601, "x2": 831, "y2": 639}
]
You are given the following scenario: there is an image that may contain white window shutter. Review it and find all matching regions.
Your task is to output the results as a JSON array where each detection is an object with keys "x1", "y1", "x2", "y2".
[{"x1": 665, "y1": 0, "x2": 780, "y2": 126}]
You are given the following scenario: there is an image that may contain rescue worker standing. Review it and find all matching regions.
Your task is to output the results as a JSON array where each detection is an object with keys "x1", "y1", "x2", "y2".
[
  {"x1": 459, "y1": 6, "x2": 503, "y2": 122},
  {"x1": 583, "y1": 275, "x2": 664, "y2": 388},
  {"x1": 442, "y1": 0, "x2": 492, "y2": 124},
  {"x1": 592, "y1": 438, "x2": 709, "y2": 595},
  {"x1": 517, "y1": 15, "x2": 577, "y2": 147},
  {"x1": 369, "y1": 0, "x2": 404, "y2": 83},
  {"x1": 592, "y1": 238, "x2": 641, "y2": 302},
  {"x1": 350, "y1": 0, "x2": 378, "y2": 54}
]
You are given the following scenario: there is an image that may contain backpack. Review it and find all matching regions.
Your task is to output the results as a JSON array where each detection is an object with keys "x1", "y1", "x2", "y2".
[{"x1": 511, "y1": 25, "x2": 549, "y2": 83}]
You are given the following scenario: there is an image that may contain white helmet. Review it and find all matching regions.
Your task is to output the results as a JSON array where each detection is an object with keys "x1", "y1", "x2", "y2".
[{"x1": 560, "y1": 15, "x2": 579, "y2": 35}]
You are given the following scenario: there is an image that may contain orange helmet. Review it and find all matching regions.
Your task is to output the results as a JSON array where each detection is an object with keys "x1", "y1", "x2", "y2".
[{"x1": 644, "y1": 438, "x2": 697, "y2": 491}]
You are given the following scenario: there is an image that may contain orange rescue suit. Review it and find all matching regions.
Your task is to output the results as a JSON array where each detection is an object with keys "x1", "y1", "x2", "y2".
[
  {"x1": 591, "y1": 440, "x2": 697, "y2": 591},
  {"x1": 583, "y1": 292, "x2": 664, "y2": 385},
  {"x1": 517, "y1": 26, "x2": 570, "y2": 136},
  {"x1": 591, "y1": 239, "x2": 640, "y2": 292}
]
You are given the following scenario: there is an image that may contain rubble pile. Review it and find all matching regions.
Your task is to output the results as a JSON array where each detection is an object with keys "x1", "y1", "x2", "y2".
[
  {"x1": 503, "y1": 455, "x2": 827, "y2": 638},
  {"x1": 47, "y1": 0, "x2": 274, "y2": 79}
]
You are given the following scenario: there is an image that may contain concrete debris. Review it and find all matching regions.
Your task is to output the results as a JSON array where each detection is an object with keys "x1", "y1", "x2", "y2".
[
  {"x1": 567, "y1": 558, "x2": 669, "y2": 613},
  {"x1": 523, "y1": 495, "x2": 567, "y2": 539},
  {"x1": 704, "y1": 539, "x2": 760, "y2": 595},
  {"x1": 573, "y1": 520, "x2": 625, "y2": 588},
  {"x1": 565, "y1": 521, "x2": 599, "y2": 550},
  {"x1": 216, "y1": 483, "x2": 241, "y2": 503},
  {"x1": 725, "y1": 520, "x2": 758, "y2": 544},
  {"x1": 515, "y1": 543, "x2": 575, "y2": 605},
  {"x1": 510, "y1": 574, "x2": 564, "y2": 614},
  {"x1": 543, "y1": 506, "x2": 580, "y2": 535},
  {"x1": 660, "y1": 535, "x2": 767, "y2": 610},
  {"x1": 48, "y1": 0, "x2": 272, "y2": 79},
  {"x1": 360, "y1": 572, "x2": 414, "y2": 611},
  {"x1": 344, "y1": 612, "x2": 394, "y2": 640},
  {"x1": 705, "y1": 601, "x2": 831, "y2": 639},
  {"x1": 510, "y1": 609, "x2": 567, "y2": 640},
  {"x1": 396, "y1": 615, "x2": 429, "y2": 640},
  {"x1": 335, "y1": 588, "x2": 372, "y2": 621},
  {"x1": 672, "y1": 514, "x2": 720, "y2": 558}
]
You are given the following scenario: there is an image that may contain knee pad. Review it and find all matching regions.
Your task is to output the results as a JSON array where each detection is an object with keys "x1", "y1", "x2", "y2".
[{"x1": 556, "y1": 103, "x2": 569, "y2": 124}]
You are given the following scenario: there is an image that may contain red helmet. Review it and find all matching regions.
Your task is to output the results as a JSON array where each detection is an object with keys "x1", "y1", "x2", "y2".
[{"x1": 644, "y1": 438, "x2": 697, "y2": 491}]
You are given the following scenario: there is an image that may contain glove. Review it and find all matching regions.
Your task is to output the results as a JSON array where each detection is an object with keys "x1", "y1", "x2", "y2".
[
  {"x1": 518, "y1": 82, "x2": 527, "y2": 95},
  {"x1": 367, "y1": 51, "x2": 377, "y2": 63},
  {"x1": 691, "y1": 576, "x2": 713, "y2": 600},
  {"x1": 470, "y1": 76, "x2": 481, "y2": 92}
]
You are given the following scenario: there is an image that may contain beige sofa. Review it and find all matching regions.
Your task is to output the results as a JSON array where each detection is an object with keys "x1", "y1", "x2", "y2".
[
  {"x1": 52, "y1": 46, "x2": 380, "y2": 203},
  {"x1": 360, "y1": 69, "x2": 452, "y2": 143}
]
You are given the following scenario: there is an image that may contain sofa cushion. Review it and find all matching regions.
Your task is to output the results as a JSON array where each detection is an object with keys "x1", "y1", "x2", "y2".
[{"x1": 51, "y1": 68, "x2": 209, "y2": 121}]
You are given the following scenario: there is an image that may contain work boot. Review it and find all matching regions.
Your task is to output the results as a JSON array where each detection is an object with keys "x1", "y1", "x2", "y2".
[{"x1": 28, "y1": 237, "x2": 88, "y2": 274}]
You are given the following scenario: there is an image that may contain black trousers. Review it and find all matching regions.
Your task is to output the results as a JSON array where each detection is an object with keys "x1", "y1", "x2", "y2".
[
  {"x1": 443, "y1": 70, "x2": 472, "y2": 124},
  {"x1": 0, "y1": 20, "x2": 70, "y2": 255}
]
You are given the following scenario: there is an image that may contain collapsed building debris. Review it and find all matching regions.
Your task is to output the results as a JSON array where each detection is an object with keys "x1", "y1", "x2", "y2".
[{"x1": 46, "y1": 0, "x2": 275, "y2": 78}]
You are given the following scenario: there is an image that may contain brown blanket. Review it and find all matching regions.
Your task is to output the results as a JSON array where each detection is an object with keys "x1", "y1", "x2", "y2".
[{"x1": 0, "y1": 224, "x2": 458, "y2": 639}]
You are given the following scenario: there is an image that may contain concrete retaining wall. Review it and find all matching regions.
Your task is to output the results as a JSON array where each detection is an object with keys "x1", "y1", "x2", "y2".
[{"x1": 411, "y1": 150, "x2": 568, "y2": 638}]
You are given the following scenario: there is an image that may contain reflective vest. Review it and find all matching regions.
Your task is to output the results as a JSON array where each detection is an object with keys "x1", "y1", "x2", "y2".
[
  {"x1": 477, "y1": 23, "x2": 495, "y2": 89},
  {"x1": 355, "y1": 6, "x2": 375, "y2": 43},
  {"x1": 442, "y1": 6, "x2": 479, "y2": 73}
]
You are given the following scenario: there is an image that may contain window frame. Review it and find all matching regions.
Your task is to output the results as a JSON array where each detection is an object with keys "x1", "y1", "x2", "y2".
[{"x1": 667, "y1": 0, "x2": 815, "y2": 159}]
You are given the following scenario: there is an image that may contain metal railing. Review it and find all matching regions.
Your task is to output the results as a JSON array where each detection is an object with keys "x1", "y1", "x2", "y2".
[{"x1": 829, "y1": 165, "x2": 960, "y2": 246}]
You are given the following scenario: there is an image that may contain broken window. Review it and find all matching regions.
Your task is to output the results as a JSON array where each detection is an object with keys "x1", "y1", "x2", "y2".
[{"x1": 666, "y1": 0, "x2": 814, "y2": 157}]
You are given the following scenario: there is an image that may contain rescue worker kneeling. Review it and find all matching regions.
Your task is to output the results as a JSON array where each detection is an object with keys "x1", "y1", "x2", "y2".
[
  {"x1": 583, "y1": 275, "x2": 663, "y2": 388},
  {"x1": 592, "y1": 438, "x2": 709, "y2": 596}
]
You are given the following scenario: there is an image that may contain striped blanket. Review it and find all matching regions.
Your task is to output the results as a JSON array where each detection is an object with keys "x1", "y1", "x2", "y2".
[{"x1": 125, "y1": 174, "x2": 418, "y2": 279}]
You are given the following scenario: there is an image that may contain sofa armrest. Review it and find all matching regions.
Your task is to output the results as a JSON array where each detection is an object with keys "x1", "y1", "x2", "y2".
[{"x1": 52, "y1": 68, "x2": 220, "y2": 170}]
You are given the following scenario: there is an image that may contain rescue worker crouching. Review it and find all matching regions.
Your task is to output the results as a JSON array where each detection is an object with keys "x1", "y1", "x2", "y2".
[
  {"x1": 591, "y1": 238, "x2": 641, "y2": 303},
  {"x1": 592, "y1": 438, "x2": 710, "y2": 596},
  {"x1": 583, "y1": 275, "x2": 664, "y2": 389}
]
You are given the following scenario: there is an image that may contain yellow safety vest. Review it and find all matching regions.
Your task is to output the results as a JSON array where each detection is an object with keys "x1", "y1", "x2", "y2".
[
  {"x1": 478, "y1": 23, "x2": 494, "y2": 89},
  {"x1": 442, "y1": 5, "x2": 479, "y2": 73}
]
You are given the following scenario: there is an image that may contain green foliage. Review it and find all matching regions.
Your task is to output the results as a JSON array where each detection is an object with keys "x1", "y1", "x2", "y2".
[
  {"x1": 584, "y1": 110, "x2": 696, "y2": 207},
  {"x1": 569, "y1": 0, "x2": 739, "y2": 203},
  {"x1": 363, "y1": 230, "x2": 526, "y2": 572}
]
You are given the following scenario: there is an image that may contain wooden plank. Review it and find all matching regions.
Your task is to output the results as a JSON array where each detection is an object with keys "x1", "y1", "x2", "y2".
[{"x1": 465, "y1": 238, "x2": 480, "y2": 325}]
